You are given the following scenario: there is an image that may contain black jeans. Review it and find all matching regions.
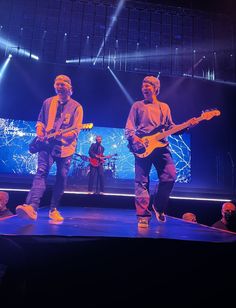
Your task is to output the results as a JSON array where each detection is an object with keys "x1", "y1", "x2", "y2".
[
  {"x1": 135, "y1": 147, "x2": 176, "y2": 217},
  {"x1": 88, "y1": 164, "x2": 104, "y2": 193}
]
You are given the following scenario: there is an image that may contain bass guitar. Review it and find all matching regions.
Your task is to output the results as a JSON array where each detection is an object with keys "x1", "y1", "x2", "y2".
[
  {"x1": 29, "y1": 123, "x2": 93, "y2": 154},
  {"x1": 89, "y1": 154, "x2": 117, "y2": 167},
  {"x1": 128, "y1": 109, "x2": 221, "y2": 158}
]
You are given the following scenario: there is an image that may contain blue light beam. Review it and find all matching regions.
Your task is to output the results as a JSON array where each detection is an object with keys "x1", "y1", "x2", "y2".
[
  {"x1": 0, "y1": 35, "x2": 39, "y2": 60},
  {"x1": 93, "y1": 0, "x2": 125, "y2": 66},
  {"x1": 108, "y1": 66, "x2": 133, "y2": 104},
  {"x1": 0, "y1": 54, "x2": 12, "y2": 82}
]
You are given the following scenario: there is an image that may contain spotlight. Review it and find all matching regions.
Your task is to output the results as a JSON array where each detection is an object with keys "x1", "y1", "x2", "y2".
[{"x1": 31, "y1": 54, "x2": 39, "y2": 60}]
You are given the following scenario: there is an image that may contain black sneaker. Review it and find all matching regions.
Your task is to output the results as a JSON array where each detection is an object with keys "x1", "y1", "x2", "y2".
[
  {"x1": 158, "y1": 212, "x2": 166, "y2": 222},
  {"x1": 152, "y1": 204, "x2": 166, "y2": 223}
]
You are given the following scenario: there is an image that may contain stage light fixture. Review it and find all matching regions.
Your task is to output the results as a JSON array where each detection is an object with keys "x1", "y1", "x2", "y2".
[{"x1": 93, "y1": 0, "x2": 125, "y2": 65}]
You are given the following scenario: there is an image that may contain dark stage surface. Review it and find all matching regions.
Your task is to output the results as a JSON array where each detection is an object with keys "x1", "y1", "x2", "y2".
[
  {"x1": 1, "y1": 206, "x2": 236, "y2": 242},
  {"x1": 1, "y1": 196, "x2": 236, "y2": 307}
]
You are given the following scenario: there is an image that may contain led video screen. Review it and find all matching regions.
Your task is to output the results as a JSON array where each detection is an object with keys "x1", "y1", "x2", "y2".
[{"x1": 0, "y1": 118, "x2": 191, "y2": 191}]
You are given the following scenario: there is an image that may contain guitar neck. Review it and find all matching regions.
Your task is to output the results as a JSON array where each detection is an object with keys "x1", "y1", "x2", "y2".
[
  {"x1": 159, "y1": 115, "x2": 204, "y2": 139},
  {"x1": 47, "y1": 126, "x2": 76, "y2": 139},
  {"x1": 47, "y1": 123, "x2": 93, "y2": 139},
  {"x1": 97, "y1": 154, "x2": 116, "y2": 159}
]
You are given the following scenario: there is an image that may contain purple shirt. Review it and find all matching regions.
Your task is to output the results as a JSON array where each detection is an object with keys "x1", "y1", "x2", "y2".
[{"x1": 125, "y1": 100, "x2": 175, "y2": 139}]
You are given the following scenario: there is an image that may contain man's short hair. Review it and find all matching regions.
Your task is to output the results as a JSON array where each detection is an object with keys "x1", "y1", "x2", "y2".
[
  {"x1": 143, "y1": 75, "x2": 160, "y2": 90},
  {"x1": 54, "y1": 75, "x2": 72, "y2": 86}
]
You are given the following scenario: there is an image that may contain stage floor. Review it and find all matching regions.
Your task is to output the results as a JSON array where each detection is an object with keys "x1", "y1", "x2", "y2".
[{"x1": 1, "y1": 206, "x2": 236, "y2": 243}]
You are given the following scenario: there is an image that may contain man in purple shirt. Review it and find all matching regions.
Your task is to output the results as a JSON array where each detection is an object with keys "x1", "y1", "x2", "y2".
[{"x1": 125, "y1": 75, "x2": 197, "y2": 228}]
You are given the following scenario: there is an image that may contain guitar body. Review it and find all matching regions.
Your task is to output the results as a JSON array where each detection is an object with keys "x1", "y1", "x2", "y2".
[
  {"x1": 29, "y1": 137, "x2": 53, "y2": 154},
  {"x1": 89, "y1": 154, "x2": 118, "y2": 167},
  {"x1": 89, "y1": 157, "x2": 104, "y2": 167},
  {"x1": 128, "y1": 132, "x2": 168, "y2": 159},
  {"x1": 28, "y1": 123, "x2": 93, "y2": 154},
  {"x1": 128, "y1": 109, "x2": 221, "y2": 159}
]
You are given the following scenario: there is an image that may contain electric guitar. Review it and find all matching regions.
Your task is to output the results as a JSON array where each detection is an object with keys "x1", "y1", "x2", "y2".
[
  {"x1": 128, "y1": 109, "x2": 221, "y2": 158},
  {"x1": 89, "y1": 154, "x2": 118, "y2": 167},
  {"x1": 29, "y1": 123, "x2": 93, "y2": 154}
]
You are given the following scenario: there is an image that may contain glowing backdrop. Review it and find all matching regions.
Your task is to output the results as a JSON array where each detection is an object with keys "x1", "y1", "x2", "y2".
[{"x1": 0, "y1": 117, "x2": 191, "y2": 191}]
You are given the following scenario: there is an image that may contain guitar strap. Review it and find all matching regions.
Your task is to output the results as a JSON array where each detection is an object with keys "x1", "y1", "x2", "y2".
[
  {"x1": 46, "y1": 96, "x2": 58, "y2": 133},
  {"x1": 53, "y1": 98, "x2": 74, "y2": 132},
  {"x1": 158, "y1": 103, "x2": 164, "y2": 126}
]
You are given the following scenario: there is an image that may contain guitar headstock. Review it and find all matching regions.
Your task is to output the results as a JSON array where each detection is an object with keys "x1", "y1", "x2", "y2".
[
  {"x1": 81, "y1": 123, "x2": 93, "y2": 130},
  {"x1": 201, "y1": 109, "x2": 221, "y2": 120}
]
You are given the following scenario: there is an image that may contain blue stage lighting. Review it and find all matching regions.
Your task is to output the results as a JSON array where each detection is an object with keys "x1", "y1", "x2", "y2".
[
  {"x1": 0, "y1": 54, "x2": 12, "y2": 82},
  {"x1": 0, "y1": 35, "x2": 39, "y2": 60},
  {"x1": 93, "y1": 0, "x2": 125, "y2": 65},
  {"x1": 108, "y1": 66, "x2": 133, "y2": 104}
]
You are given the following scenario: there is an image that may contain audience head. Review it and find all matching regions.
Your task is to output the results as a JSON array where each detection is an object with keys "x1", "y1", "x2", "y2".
[
  {"x1": 0, "y1": 191, "x2": 9, "y2": 210},
  {"x1": 182, "y1": 212, "x2": 197, "y2": 223},
  {"x1": 221, "y1": 202, "x2": 236, "y2": 226}
]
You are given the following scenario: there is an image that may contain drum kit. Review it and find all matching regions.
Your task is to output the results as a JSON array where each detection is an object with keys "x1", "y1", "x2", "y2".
[
  {"x1": 71, "y1": 153, "x2": 118, "y2": 179},
  {"x1": 103, "y1": 156, "x2": 117, "y2": 179}
]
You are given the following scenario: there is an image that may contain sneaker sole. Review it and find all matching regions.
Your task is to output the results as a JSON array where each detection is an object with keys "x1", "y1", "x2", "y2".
[
  {"x1": 49, "y1": 218, "x2": 64, "y2": 222},
  {"x1": 48, "y1": 214, "x2": 64, "y2": 222},
  {"x1": 138, "y1": 223, "x2": 149, "y2": 228},
  {"x1": 16, "y1": 207, "x2": 37, "y2": 220},
  {"x1": 48, "y1": 220, "x2": 63, "y2": 225}
]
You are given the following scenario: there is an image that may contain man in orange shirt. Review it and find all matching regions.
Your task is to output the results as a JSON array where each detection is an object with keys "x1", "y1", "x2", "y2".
[{"x1": 16, "y1": 75, "x2": 83, "y2": 222}]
